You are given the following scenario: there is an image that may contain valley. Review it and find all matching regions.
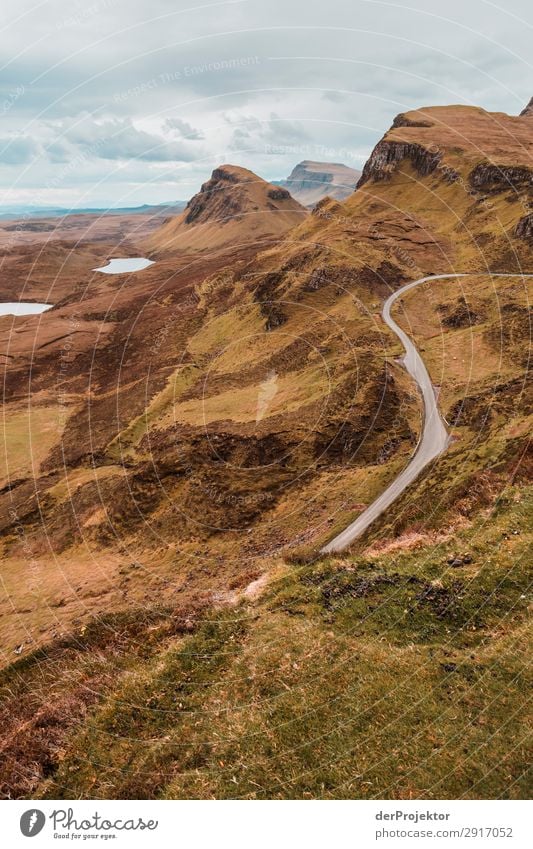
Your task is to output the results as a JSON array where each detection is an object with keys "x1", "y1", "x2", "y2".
[{"x1": 0, "y1": 100, "x2": 531, "y2": 801}]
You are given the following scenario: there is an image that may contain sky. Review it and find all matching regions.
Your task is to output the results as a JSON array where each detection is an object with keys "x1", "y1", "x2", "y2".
[{"x1": 0, "y1": 0, "x2": 531, "y2": 209}]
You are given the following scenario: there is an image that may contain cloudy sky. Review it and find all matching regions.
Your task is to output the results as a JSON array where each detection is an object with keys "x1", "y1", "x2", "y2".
[{"x1": 1, "y1": 0, "x2": 531, "y2": 208}]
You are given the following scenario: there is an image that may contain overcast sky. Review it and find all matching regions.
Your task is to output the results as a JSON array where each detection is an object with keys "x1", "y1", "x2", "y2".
[{"x1": 0, "y1": 0, "x2": 531, "y2": 208}]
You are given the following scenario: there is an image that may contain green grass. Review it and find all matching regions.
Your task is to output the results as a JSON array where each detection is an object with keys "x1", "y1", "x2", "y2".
[
  {"x1": 0, "y1": 405, "x2": 67, "y2": 485},
  {"x1": 24, "y1": 486, "x2": 530, "y2": 801}
]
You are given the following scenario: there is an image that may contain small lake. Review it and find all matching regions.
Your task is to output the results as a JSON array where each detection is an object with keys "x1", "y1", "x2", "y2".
[
  {"x1": 93, "y1": 257, "x2": 154, "y2": 274},
  {"x1": 0, "y1": 303, "x2": 53, "y2": 316}
]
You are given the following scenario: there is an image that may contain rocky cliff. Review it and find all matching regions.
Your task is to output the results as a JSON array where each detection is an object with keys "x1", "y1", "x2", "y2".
[
  {"x1": 275, "y1": 160, "x2": 361, "y2": 207},
  {"x1": 1, "y1": 99, "x2": 531, "y2": 802},
  {"x1": 146, "y1": 164, "x2": 307, "y2": 253},
  {"x1": 352, "y1": 104, "x2": 533, "y2": 269},
  {"x1": 520, "y1": 96, "x2": 533, "y2": 117}
]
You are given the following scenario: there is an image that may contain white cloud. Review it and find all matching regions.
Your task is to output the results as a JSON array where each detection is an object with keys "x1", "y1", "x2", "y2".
[
  {"x1": 65, "y1": 117, "x2": 199, "y2": 162},
  {"x1": 0, "y1": 0, "x2": 530, "y2": 206},
  {"x1": 164, "y1": 117, "x2": 204, "y2": 140},
  {"x1": 0, "y1": 136, "x2": 41, "y2": 165}
]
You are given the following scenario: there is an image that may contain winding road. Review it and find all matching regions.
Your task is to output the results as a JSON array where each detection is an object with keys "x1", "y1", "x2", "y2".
[{"x1": 320, "y1": 273, "x2": 467, "y2": 554}]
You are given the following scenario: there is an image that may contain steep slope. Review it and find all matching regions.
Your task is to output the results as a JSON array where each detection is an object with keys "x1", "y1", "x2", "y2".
[
  {"x1": 0, "y1": 101, "x2": 531, "y2": 801},
  {"x1": 2, "y1": 102, "x2": 531, "y2": 654},
  {"x1": 352, "y1": 104, "x2": 533, "y2": 269},
  {"x1": 145, "y1": 164, "x2": 307, "y2": 254},
  {"x1": 520, "y1": 96, "x2": 533, "y2": 117},
  {"x1": 275, "y1": 160, "x2": 361, "y2": 207}
]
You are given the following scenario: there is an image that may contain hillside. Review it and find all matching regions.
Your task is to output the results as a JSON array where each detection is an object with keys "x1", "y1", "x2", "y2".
[
  {"x1": 145, "y1": 164, "x2": 307, "y2": 254},
  {"x1": 0, "y1": 101, "x2": 531, "y2": 800},
  {"x1": 275, "y1": 160, "x2": 361, "y2": 207}
]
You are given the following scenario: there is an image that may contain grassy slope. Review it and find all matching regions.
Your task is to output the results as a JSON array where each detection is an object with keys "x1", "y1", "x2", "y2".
[
  {"x1": 0, "y1": 405, "x2": 67, "y2": 487},
  {"x1": 1, "y1": 272, "x2": 529, "y2": 800},
  {"x1": 0, "y1": 212, "x2": 422, "y2": 656},
  {"x1": 0, "y1": 105, "x2": 531, "y2": 799},
  {"x1": 1, "y1": 485, "x2": 528, "y2": 800}
]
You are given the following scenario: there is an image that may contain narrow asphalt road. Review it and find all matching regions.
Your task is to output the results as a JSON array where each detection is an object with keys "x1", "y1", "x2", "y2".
[{"x1": 320, "y1": 272, "x2": 468, "y2": 554}]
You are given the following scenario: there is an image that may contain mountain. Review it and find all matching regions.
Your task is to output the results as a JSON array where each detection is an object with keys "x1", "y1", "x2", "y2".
[
  {"x1": 350, "y1": 104, "x2": 533, "y2": 268},
  {"x1": 0, "y1": 201, "x2": 187, "y2": 221},
  {"x1": 520, "y1": 96, "x2": 533, "y2": 116},
  {"x1": 0, "y1": 101, "x2": 531, "y2": 801},
  {"x1": 274, "y1": 159, "x2": 361, "y2": 207},
  {"x1": 145, "y1": 164, "x2": 307, "y2": 254}
]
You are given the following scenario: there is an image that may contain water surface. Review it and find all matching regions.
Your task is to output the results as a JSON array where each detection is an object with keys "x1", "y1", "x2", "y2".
[
  {"x1": 93, "y1": 257, "x2": 154, "y2": 274},
  {"x1": 0, "y1": 303, "x2": 53, "y2": 316}
]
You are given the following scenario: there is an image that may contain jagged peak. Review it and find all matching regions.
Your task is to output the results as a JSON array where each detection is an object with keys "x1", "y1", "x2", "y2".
[
  {"x1": 183, "y1": 164, "x2": 303, "y2": 226},
  {"x1": 146, "y1": 162, "x2": 306, "y2": 253},
  {"x1": 207, "y1": 164, "x2": 263, "y2": 184},
  {"x1": 520, "y1": 97, "x2": 533, "y2": 117},
  {"x1": 357, "y1": 103, "x2": 533, "y2": 189}
]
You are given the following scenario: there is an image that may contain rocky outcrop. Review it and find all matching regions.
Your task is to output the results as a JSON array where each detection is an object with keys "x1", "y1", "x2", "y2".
[
  {"x1": 182, "y1": 164, "x2": 302, "y2": 227},
  {"x1": 514, "y1": 213, "x2": 533, "y2": 242},
  {"x1": 184, "y1": 166, "x2": 249, "y2": 224},
  {"x1": 469, "y1": 163, "x2": 533, "y2": 193},
  {"x1": 267, "y1": 187, "x2": 292, "y2": 201},
  {"x1": 275, "y1": 160, "x2": 361, "y2": 207},
  {"x1": 520, "y1": 97, "x2": 533, "y2": 117},
  {"x1": 392, "y1": 113, "x2": 433, "y2": 129},
  {"x1": 146, "y1": 164, "x2": 307, "y2": 253},
  {"x1": 439, "y1": 296, "x2": 484, "y2": 328},
  {"x1": 253, "y1": 271, "x2": 288, "y2": 330},
  {"x1": 357, "y1": 141, "x2": 442, "y2": 187},
  {"x1": 302, "y1": 264, "x2": 354, "y2": 292}
]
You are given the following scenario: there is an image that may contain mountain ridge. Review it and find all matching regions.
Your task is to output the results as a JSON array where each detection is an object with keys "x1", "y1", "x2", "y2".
[
  {"x1": 0, "y1": 98, "x2": 531, "y2": 802},
  {"x1": 145, "y1": 163, "x2": 307, "y2": 254},
  {"x1": 274, "y1": 159, "x2": 361, "y2": 207}
]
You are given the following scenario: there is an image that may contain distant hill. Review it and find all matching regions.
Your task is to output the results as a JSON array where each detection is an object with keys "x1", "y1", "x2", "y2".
[
  {"x1": 0, "y1": 201, "x2": 187, "y2": 221},
  {"x1": 145, "y1": 163, "x2": 307, "y2": 254},
  {"x1": 273, "y1": 160, "x2": 361, "y2": 207},
  {"x1": 1, "y1": 100, "x2": 531, "y2": 803}
]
